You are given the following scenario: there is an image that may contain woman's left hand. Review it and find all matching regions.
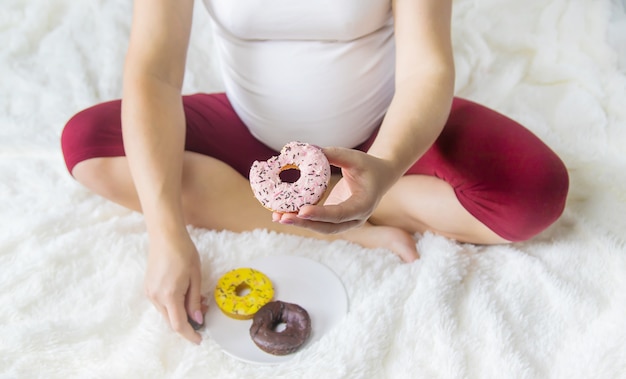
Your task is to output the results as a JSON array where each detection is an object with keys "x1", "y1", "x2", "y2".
[{"x1": 273, "y1": 146, "x2": 401, "y2": 234}]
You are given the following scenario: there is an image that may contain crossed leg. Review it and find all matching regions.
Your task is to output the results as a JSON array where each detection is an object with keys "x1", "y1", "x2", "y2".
[
  {"x1": 72, "y1": 152, "x2": 509, "y2": 262},
  {"x1": 64, "y1": 95, "x2": 568, "y2": 262}
]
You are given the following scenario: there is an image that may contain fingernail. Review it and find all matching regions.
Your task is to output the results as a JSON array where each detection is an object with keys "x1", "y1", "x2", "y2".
[
  {"x1": 194, "y1": 310, "x2": 204, "y2": 325},
  {"x1": 297, "y1": 213, "x2": 311, "y2": 220},
  {"x1": 280, "y1": 219, "x2": 294, "y2": 225},
  {"x1": 188, "y1": 317, "x2": 201, "y2": 330},
  {"x1": 188, "y1": 311, "x2": 204, "y2": 330}
]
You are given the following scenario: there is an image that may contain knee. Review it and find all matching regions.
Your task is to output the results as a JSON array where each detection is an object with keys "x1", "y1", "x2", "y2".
[
  {"x1": 533, "y1": 159, "x2": 570, "y2": 232},
  {"x1": 61, "y1": 107, "x2": 99, "y2": 174},
  {"x1": 502, "y1": 162, "x2": 570, "y2": 242},
  {"x1": 460, "y1": 161, "x2": 569, "y2": 243},
  {"x1": 71, "y1": 158, "x2": 123, "y2": 200},
  {"x1": 60, "y1": 100, "x2": 124, "y2": 175},
  {"x1": 61, "y1": 112, "x2": 85, "y2": 174}
]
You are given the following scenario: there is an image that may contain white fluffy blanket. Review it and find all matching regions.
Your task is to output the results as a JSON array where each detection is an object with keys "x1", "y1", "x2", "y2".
[{"x1": 2, "y1": 0, "x2": 625, "y2": 378}]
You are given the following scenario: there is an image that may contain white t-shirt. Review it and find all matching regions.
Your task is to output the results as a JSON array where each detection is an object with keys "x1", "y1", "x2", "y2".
[{"x1": 202, "y1": 0, "x2": 396, "y2": 151}]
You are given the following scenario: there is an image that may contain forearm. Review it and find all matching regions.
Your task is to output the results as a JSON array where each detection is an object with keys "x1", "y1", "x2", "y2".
[
  {"x1": 120, "y1": 0, "x2": 194, "y2": 240},
  {"x1": 367, "y1": 65, "x2": 454, "y2": 182},
  {"x1": 368, "y1": 0, "x2": 454, "y2": 185},
  {"x1": 122, "y1": 77, "x2": 188, "y2": 239},
  {"x1": 123, "y1": 73, "x2": 205, "y2": 345}
]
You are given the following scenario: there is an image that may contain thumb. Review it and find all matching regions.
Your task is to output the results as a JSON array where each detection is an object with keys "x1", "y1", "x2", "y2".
[
  {"x1": 186, "y1": 270, "x2": 204, "y2": 330},
  {"x1": 322, "y1": 146, "x2": 360, "y2": 170}
]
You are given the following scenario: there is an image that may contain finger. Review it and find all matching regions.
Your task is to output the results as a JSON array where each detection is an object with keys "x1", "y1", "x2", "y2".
[
  {"x1": 322, "y1": 146, "x2": 360, "y2": 170},
  {"x1": 297, "y1": 199, "x2": 365, "y2": 224},
  {"x1": 272, "y1": 212, "x2": 282, "y2": 222},
  {"x1": 166, "y1": 298, "x2": 202, "y2": 345},
  {"x1": 185, "y1": 270, "x2": 204, "y2": 331},
  {"x1": 187, "y1": 315, "x2": 204, "y2": 331},
  {"x1": 279, "y1": 211, "x2": 364, "y2": 234}
]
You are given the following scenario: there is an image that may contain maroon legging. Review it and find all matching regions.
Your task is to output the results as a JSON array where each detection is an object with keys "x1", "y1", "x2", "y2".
[{"x1": 61, "y1": 93, "x2": 569, "y2": 241}]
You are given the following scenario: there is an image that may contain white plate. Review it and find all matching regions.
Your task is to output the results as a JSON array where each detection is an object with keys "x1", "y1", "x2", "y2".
[{"x1": 205, "y1": 255, "x2": 349, "y2": 364}]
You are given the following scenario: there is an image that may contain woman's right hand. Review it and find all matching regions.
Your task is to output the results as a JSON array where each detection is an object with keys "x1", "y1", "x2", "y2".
[
  {"x1": 121, "y1": 0, "x2": 201, "y2": 344},
  {"x1": 144, "y1": 232, "x2": 205, "y2": 344}
]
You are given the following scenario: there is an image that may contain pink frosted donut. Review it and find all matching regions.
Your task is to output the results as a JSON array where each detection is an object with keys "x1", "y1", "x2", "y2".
[{"x1": 250, "y1": 141, "x2": 331, "y2": 213}]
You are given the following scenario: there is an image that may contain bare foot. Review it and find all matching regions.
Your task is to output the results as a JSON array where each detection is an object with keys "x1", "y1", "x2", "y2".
[{"x1": 340, "y1": 223, "x2": 419, "y2": 262}]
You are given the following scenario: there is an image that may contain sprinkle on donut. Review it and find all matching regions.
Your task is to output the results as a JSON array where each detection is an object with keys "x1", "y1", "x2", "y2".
[
  {"x1": 214, "y1": 268, "x2": 275, "y2": 320},
  {"x1": 249, "y1": 141, "x2": 331, "y2": 213}
]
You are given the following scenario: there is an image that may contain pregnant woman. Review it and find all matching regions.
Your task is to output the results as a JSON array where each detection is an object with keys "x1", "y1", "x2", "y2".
[{"x1": 61, "y1": 0, "x2": 569, "y2": 344}]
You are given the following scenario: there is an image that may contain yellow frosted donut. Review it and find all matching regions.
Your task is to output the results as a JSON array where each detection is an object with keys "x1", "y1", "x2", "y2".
[{"x1": 214, "y1": 268, "x2": 274, "y2": 320}]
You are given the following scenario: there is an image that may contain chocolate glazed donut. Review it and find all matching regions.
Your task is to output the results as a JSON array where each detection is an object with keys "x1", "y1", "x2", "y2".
[{"x1": 249, "y1": 301, "x2": 312, "y2": 355}]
